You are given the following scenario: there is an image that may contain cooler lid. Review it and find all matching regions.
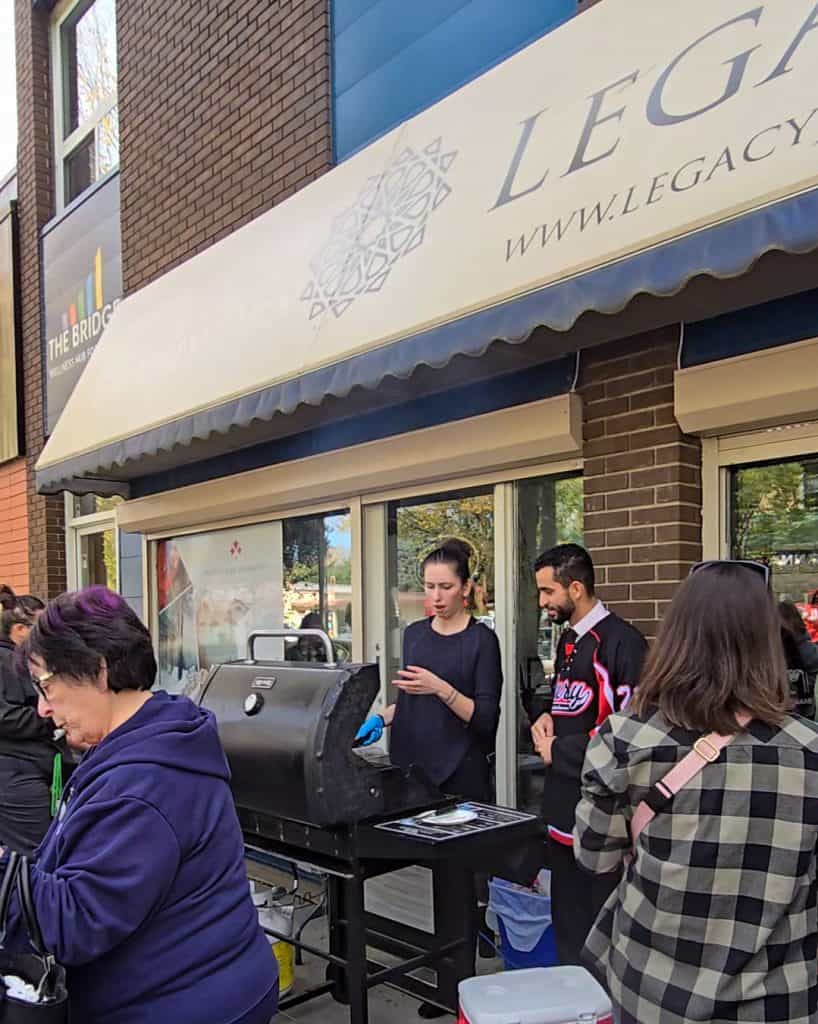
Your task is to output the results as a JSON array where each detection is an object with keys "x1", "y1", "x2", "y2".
[{"x1": 458, "y1": 966, "x2": 611, "y2": 1024}]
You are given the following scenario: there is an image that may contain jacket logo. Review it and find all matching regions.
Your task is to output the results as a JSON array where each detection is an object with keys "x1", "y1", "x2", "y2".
[{"x1": 552, "y1": 679, "x2": 594, "y2": 716}]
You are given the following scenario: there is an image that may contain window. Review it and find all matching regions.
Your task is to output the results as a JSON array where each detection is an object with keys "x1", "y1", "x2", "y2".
[
  {"x1": 53, "y1": 0, "x2": 118, "y2": 208},
  {"x1": 384, "y1": 487, "x2": 495, "y2": 697},
  {"x1": 730, "y1": 456, "x2": 818, "y2": 610},
  {"x1": 65, "y1": 493, "x2": 131, "y2": 604},
  {"x1": 155, "y1": 511, "x2": 353, "y2": 695}
]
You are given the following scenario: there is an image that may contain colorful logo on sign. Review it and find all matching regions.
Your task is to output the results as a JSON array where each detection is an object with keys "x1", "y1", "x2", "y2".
[
  {"x1": 46, "y1": 247, "x2": 121, "y2": 372},
  {"x1": 63, "y1": 247, "x2": 104, "y2": 330}
]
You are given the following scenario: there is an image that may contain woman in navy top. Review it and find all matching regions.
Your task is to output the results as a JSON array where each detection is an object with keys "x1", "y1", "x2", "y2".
[{"x1": 357, "y1": 539, "x2": 503, "y2": 802}]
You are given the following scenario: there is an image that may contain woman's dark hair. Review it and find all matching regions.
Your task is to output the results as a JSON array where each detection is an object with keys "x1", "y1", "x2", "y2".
[
  {"x1": 0, "y1": 585, "x2": 45, "y2": 639},
  {"x1": 534, "y1": 543, "x2": 595, "y2": 596},
  {"x1": 633, "y1": 563, "x2": 789, "y2": 733},
  {"x1": 23, "y1": 586, "x2": 156, "y2": 692},
  {"x1": 422, "y1": 539, "x2": 473, "y2": 585},
  {"x1": 779, "y1": 600, "x2": 808, "y2": 639},
  {"x1": 779, "y1": 600, "x2": 808, "y2": 669}
]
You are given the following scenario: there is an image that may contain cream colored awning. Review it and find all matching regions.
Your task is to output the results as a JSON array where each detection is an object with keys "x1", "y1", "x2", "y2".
[{"x1": 37, "y1": 0, "x2": 818, "y2": 492}]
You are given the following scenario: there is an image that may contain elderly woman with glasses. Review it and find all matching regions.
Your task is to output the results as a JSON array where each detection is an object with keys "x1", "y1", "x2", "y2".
[{"x1": 2, "y1": 586, "x2": 278, "y2": 1024}]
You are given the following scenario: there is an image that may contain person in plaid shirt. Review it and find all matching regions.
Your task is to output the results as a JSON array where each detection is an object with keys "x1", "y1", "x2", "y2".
[{"x1": 575, "y1": 560, "x2": 818, "y2": 1024}]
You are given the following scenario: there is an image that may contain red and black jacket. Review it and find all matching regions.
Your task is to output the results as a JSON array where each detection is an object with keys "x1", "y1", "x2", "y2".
[{"x1": 542, "y1": 611, "x2": 646, "y2": 845}]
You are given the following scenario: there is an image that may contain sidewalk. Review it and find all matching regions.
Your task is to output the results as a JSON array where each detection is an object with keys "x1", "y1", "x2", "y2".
[
  {"x1": 276, "y1": 919, "x2": 501, "y2": 1023},
  {"x1": 249, "y1": 860, "x2": 503, "y2": 1023}
]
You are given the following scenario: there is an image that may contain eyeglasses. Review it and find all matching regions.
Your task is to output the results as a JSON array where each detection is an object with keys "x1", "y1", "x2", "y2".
[
  {"x1": 689, "y1": 559, "x2": 771, "y2": 587},
  {"x1": 30, "y1": 670, "x2": 55, "y2": 701}
]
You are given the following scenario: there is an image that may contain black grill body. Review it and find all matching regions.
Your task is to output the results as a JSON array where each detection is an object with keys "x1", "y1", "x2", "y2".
[{"x1": 199, "y1": 658, "x2": 442, "y2": 827}]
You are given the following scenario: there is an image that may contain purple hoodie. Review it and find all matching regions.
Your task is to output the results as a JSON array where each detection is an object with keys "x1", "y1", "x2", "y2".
[{"x1": 7, "y1": 691, "x2": 277, "y2": 1023}]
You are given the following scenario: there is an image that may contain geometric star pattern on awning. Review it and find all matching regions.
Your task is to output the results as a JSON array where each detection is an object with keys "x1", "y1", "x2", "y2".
[{"x1": 301, "y1": 137, "x2": 458, "y2": 320}]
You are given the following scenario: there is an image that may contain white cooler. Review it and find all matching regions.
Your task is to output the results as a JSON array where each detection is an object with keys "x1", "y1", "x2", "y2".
[{"x1": 457, "y1": 966, "x2": 613, "y2": 1024}]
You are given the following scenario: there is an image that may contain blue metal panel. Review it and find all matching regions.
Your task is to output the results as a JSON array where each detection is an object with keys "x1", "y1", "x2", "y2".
[
  {"x1": 333, "y1": 0, "x2": 381, "y2": 35},
  {"x1": 333, "y1": 0, "x2": 576, "y2": 160},
  {"x1": 119, "y1": 553, "x2": 144, "y2": 603},
  {"x1": 334, "y1": 0, "x2": 471, "y2": 95}
]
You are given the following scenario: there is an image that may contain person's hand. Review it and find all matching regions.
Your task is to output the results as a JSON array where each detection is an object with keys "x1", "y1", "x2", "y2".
[
  {"x1": 531, "y1": 712, "x2": 554, "y2": 754},
  {"x1": 393, "y1": 666, "x2": 446, "y2": 696},
  {"x1": 537, "y1": 736, "x2": 555, "y2": 765},
  {"x1": 354, "y1": 715, "x2": 384, "y2": 747}
]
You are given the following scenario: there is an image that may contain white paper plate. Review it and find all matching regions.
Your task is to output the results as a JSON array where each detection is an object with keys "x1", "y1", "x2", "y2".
[{"x1": 420, "y1": 807, "x2": 478, "y2": 826}]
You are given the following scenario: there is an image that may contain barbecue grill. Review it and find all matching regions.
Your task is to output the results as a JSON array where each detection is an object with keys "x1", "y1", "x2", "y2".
[{"x1": 199, "y1": 630, "x2": 544, "y2": 1023}]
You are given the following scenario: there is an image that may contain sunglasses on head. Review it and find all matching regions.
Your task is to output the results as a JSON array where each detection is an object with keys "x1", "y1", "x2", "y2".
[{"x1": 689, "y1": 559, "x2": 770, "y2": 587}]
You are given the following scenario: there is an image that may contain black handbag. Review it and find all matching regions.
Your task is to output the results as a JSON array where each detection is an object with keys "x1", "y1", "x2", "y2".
[{"x1": 0, "y1": 852, "x2": 67, "y2": 1022}]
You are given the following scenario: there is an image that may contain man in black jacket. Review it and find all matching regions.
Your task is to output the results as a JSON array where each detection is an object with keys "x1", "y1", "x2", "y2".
[
  {"x1": 0, "y1": 586, "x2": 60, "y2": 854},
  {"x1": 531, "y1": 545, "x2": 646, "y2": 966}
]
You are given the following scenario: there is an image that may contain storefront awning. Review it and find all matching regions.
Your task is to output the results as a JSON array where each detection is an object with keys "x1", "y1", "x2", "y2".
[{"x1": 37, "y1": 0, "x2": 818, "y2": 494}]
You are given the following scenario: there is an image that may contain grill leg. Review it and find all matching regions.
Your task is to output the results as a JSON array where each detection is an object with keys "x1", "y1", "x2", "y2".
[
  {"x1": 432, "y1": 862, "x2": 477, "y2": 1010},
  {"x1": 327, "y1": 871, "x2": 369, "y2": 1024},
  {"x1": 344, "y1": 872, "x2": 369, "y2": 1024}
]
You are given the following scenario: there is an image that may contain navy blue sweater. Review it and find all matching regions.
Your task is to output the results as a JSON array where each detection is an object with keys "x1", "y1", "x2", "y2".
[
  {"x1": 7, "y1": 691, "x2": 276, "y2": 1024},
  {"x1": 390, "y1": 617, "x2": 502, "y2": 785}
]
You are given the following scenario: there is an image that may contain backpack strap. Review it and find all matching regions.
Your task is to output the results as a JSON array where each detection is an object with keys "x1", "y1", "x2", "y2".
[{"x1": 631, "y1": 711, "x2": 752, "y2": 851}]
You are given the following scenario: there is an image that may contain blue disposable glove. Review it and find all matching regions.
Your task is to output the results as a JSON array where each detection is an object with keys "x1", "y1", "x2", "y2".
[{"x1": 354, "y1": 715, "x2": 384, "y2": 747}]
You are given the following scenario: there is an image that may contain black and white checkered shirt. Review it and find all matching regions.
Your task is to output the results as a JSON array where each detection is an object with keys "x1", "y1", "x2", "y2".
[{"x1": 575, "y1": 708, "x2": 818, "y2": 1024}]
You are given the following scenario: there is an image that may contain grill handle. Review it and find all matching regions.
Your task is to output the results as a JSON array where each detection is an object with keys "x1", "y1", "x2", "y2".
[{"x1": 246, "y1": 628, "x2": 335, "y2": 664}]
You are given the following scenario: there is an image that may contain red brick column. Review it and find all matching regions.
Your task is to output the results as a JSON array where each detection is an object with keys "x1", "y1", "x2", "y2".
[
  {"x1": 0, "y1": 459, "x2": 29, "y2": 591},
  {"x1": 15, "y1": 0, "x2": 66, "y2": 600},
  {"x1": 580, "y1": 326, "x2": 702, "y2": 640}
]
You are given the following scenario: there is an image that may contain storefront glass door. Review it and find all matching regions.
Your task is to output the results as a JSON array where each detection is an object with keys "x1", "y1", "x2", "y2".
[
  {"x1": 371, "y1": 472, "x2": 582, "y2": 810},
  {"x1": 513, "y1": 474, "x2": 583, "y2": 815},
  {"x1": 384, "y1": 487, "x2": 495, "y2": 705}
]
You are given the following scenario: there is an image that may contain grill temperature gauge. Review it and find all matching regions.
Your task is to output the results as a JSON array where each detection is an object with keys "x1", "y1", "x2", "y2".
[{"x1": 244, "y1": 693, "x2": 264, "y2": 716}]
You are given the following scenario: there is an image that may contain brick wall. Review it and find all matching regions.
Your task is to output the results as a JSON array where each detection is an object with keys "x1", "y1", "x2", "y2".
[
  {"x1": 580, "y1": 326, "x2": 702, "y2": 640},
  {"x1": 15, "y1": 1, "x2": 66, "y2": 600},
  {"x1": 0, "y1": 459, "x2": 29, "y2": 591},
  {"x1": 118, "y1": 0, "x2": 333, "y2": 295}
]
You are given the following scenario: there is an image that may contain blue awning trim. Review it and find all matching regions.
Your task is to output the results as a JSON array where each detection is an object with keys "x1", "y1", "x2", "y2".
[
  {"x1": 132, "y1": 354, "x2": 579, "y2": 497},
  {"x1": 682, "y1": 285, "x2": 818, "y2": 368},
  {"x1": 36, "y1": 184, "x2": 818, "y2": 494}
]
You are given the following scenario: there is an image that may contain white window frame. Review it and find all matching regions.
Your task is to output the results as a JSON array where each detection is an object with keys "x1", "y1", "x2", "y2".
[
  {"x1": 64, "y1": 492, "x2": 121, "y2": 591},
  {"x1": 50, "y1": 0, "x2": 118, "y2": 213},
  {"x1": 702, "y1": 420, "x2": 818, "y2": 560},
  {"x1": 142, "y1": 456, "x2": 581, "y2": 805}
]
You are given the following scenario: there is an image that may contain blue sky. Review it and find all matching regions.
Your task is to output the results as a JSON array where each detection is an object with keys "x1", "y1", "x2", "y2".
[{"x1": 1, "y1": 1, "x2": 17, "y2": 178}]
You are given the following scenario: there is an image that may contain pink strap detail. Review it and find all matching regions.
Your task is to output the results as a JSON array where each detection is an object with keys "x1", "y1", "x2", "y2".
[{"x1": 630, "y1": 712, "x2": 751, "y2": 851}]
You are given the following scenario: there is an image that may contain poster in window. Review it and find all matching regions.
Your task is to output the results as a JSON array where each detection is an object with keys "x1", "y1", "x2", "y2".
[{"x1": 156, "y1": 522, "x2": 284, "y2": 696}]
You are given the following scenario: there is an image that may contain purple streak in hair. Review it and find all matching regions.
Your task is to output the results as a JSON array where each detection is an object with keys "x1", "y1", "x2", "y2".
[
  {"x1": 45, "y1": 600, "x2": 68, "y2": 633},
  {"x1": 44, "y1": 586, "x2": 126, "y2": 635},
  {"x1": 76, "y1": 586, "x2": 126, "y2": 618}
]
